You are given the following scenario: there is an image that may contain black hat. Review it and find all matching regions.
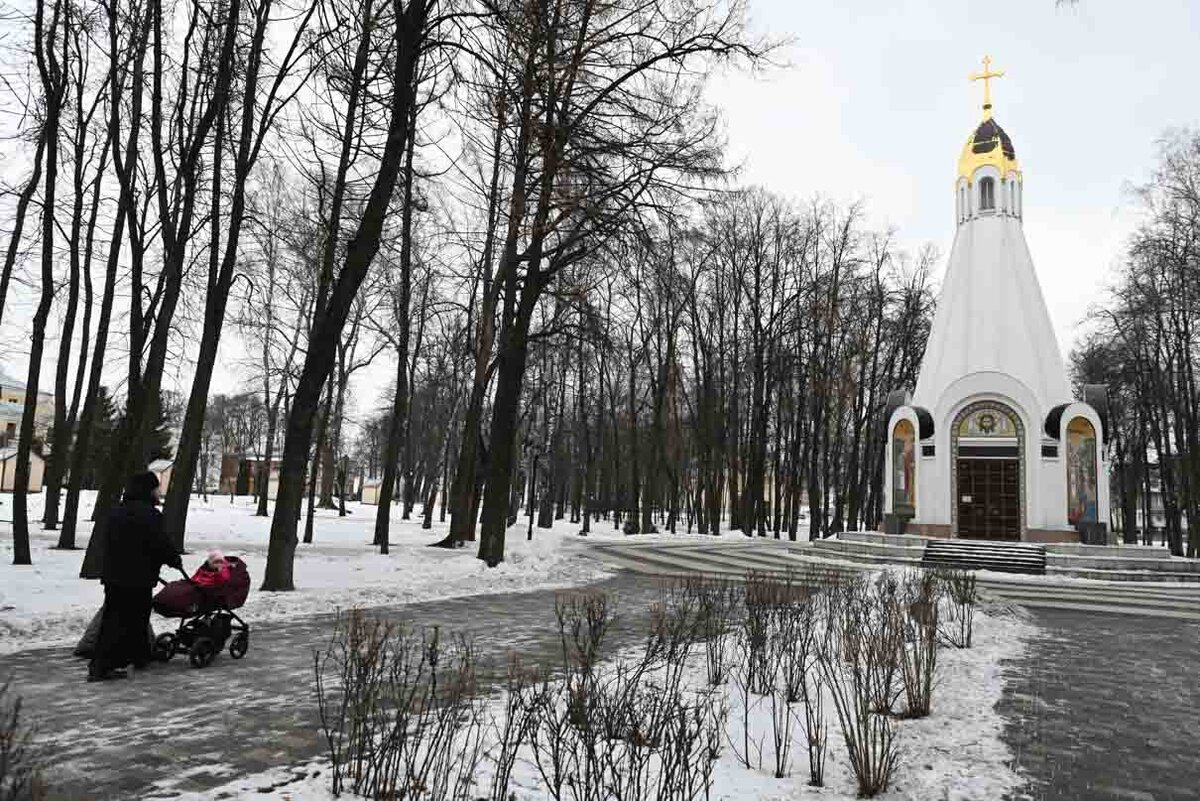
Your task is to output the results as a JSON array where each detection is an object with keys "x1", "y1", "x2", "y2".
[{"x1": 124, "y1": 471, "x2": 161, "y2": 504}]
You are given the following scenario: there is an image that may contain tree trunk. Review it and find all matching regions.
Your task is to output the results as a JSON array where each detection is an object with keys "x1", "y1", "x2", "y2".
[
  {"x1": 477, "y1": 280, "x2": 542, "y2": 566},
  {"x1": 373, "y1": 97, "x2": 417, "y2": 551}
]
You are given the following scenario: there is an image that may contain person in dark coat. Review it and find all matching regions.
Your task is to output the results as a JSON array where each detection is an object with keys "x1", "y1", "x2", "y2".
[{"x1": 88, "y1": 471, "x2": 182, "y2": 682}]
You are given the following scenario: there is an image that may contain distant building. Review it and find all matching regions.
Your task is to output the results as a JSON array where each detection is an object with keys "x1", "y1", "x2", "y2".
[
  {"x1": 148, "y1": 458, "x2": 175, "y2": 493},
  {"x1": 0, "y1": 367, "x2": 53, "y2": 449},
  {"x1": 1121, "y1": 461, "x2": 1190, "y2": 535},
  {"x1": 361, "y1": 478, "x2": 383, "y2": 505},
  {"x1": 0, "y1": 447, "x2": 44, "y2": 492},
  {"x1": 217, "y1": 453, "x2": 278, "y2": 498}
]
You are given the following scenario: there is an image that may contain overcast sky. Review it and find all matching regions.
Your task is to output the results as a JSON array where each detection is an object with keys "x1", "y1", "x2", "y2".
[
  {"x1": 4, "y1": 0, "x2": 1199, "y2": 418},
  {"x1": 706, "y1": 0, "x2": 1200, "y2": 356}
]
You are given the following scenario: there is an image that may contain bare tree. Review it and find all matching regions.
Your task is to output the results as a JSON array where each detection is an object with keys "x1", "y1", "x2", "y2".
[
  {"x1": 12, "y1": 0, "x2": 69, "y2": 565},
  {"x1": 162, "y1": 0, "x2": 322, "y2": 545},
  {"x1": 262, "y1": 0, "x2": 436, "y2": 591},
  {"x1": 475, "y1": 0, "x2": 768, "y2": 566}
]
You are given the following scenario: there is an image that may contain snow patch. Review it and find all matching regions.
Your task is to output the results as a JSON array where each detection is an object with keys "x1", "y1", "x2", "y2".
[{"x1": 0, "y1": 492, "x2": 612, "y2": 655}]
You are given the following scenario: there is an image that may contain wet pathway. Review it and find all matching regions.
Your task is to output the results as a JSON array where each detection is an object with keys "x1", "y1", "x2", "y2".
[
  {"x1": 1, "y1": 573, "x2": 666, "y2": 800},
  {"x1": 999, "y1": 608, "x2": 1200, "y2": 801}
]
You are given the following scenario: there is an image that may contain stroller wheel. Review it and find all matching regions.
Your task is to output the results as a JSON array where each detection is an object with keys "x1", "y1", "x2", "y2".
[
  {"x1": 189, "y1": 637, "x2": 216, "y2": 668},
  {"x1": 154, "y1": 632, "x2": 176, "y2": 662},
  {"x1": 229, "y1": 631, "x2": 249, "y2": 660}
]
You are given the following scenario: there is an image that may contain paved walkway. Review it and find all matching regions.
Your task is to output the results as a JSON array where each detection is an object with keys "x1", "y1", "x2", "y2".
[
  {"x1": 1, "y1": 573, "x2": 665, "y2": 800},
  {"x1": 999, "y1": 608, "x2": 1200, "y2": 801}
]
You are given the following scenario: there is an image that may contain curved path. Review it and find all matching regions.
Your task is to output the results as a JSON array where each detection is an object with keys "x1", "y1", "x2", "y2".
[{"x1": 1, "y1": 573, "x2": 664, "y2": 800}]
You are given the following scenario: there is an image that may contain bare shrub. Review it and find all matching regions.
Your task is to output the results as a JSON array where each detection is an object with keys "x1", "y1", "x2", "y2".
[
  {"x1": 677, "y1": 576, "x2": 738, "y2": 686},
  {"x1": 526, "y1": 627, "x2": 726, "y2": 801},
  {"x1": 649, "y1": 586, "x2": 704, "y2": 689},
  {"x1": 314, "y1": 610, "x2": 484, "y2": 800},
  {"x1": 766, "y1": 681, "x2": 793, "y2": 779},
  {"x1": 555, "y1": 590, "x2": 614, "y2": 731},
  {"x1": 555, "y1": 591, "x2": 614, "y2": 679},
  {"x1": 800, "y1": 667, "x2": 828, "y2": 787},
  {"x1": 0, "y1": 680, "x2": 45, "y2": 801},
  {"x1": 899, "y1": 570, "x2": 940, "y2": 719},
  {"x1": 487, "y1": 656, "x2": 538, "y2": 801},
  {"x1": 864, "y1": 573, "x2": 906, "y2": 716},
  {"x1": 728, "y1": 595, "x2": 766, "y2": 770},
  {"x1": 817, "y1": 577, "x2": 900, "y2": 798},
  {"x1": 741, "y1": 572, "x2": 776, "y2": 696},
  {"x1": 937, "y1": 569, "x2": 977, "y2": 649},
  {"x1": 786, "y1": 581, "x2": 828, "y2": 787},
  {"x1": 525, "y1": 674, "x2": 576, "y2": 801}
]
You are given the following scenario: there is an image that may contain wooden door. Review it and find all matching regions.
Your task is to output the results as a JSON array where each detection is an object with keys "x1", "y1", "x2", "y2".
[{"x1": 956, "y1": 458, "x2": 1020, "y2": 540}]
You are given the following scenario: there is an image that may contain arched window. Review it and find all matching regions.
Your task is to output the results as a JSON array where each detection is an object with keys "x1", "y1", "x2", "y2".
[
  {"x1": 979, "y1": 177, "x2": 996, "y2": 211},
  {"x1": 1066, "y1": 417, "x2": 1098, "y2": 525},
  {"x1": 892, "y1": 419, "x2": 916, "y2": 512}
]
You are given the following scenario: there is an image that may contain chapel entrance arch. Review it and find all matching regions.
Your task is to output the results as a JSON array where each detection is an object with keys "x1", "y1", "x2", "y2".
[{"x1": 951, "y1": 400, "x2": 1024, "y2": 541}]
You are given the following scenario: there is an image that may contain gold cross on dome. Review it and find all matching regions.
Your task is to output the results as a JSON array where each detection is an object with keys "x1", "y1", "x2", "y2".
[{"x1": 969, "y1": 55, "x2": 1005, "y2": 119}]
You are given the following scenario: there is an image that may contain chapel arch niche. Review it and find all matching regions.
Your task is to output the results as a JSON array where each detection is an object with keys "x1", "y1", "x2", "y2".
[
  {"x1": 951, "y1": 400, "x2": 1025, "y2": 540},
  {"x1": 891, "y1": 419, "x2": 916, "y2": 516},
  {"x1": 1066, "y1": 417, "x2": 1099, "y2": 526}
]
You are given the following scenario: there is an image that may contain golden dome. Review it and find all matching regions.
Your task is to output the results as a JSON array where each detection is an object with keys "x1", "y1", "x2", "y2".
[
  {"x1": 957, "y1": 118, "x2": 1021, "y2": 182},
  {"x1": 959, "y1": 55, "x2": 1021, "y2": 183}
]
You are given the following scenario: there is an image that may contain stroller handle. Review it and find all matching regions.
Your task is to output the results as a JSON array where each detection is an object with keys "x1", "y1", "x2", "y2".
[{"x1": 158, "y1": 566, "x2": 194, "y2": 585}]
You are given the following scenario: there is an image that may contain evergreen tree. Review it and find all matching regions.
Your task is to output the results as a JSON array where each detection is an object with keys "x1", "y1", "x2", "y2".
[
  {"x1": 145, "y1": 393, "x2": 175, "y2": 463},
  {"x1": 83, "y1": 387, "x2": 119, "y2": 490}
]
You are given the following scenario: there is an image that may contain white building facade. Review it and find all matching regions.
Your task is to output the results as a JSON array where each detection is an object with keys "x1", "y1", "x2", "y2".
[{"x1": 884, "y1": 63, "x2": 1109, "y2": 543}]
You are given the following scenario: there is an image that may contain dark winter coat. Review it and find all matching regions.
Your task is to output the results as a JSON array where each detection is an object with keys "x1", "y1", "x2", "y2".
[{"x1": 100, "y1": 501, "x2": 182, "y2": 589}]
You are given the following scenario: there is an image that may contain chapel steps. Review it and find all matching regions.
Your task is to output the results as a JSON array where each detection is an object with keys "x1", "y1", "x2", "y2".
[
  {"x1": 810, "y1": 531, "x2": 1200, "y2": 583},
  {"x1": 921, "y1": 539, "x2": 1046, "y2": 575}
]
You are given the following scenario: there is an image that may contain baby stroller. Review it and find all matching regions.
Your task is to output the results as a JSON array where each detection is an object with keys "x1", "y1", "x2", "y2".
[{"x1": 152, "y1": 555, "x2": 251, "y2": 668}]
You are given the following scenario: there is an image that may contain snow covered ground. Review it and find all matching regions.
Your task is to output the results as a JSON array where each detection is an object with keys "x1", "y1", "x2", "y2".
[
  {"x1": 169, "y1": 599, "x2": 1035, "y2": 801},
  {"x1": 0, "y1": 491, "x2": 619, "y2": 655}
]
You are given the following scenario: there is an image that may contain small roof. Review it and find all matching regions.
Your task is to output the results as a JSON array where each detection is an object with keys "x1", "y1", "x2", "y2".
[
  {"x1": 229, "y1": 452, "x2": 277, "y2": 462},
  {"x1": 148, "y1": 458, "x2": 174, "y2": 472},
  {"x1": 0, "y1": 447, "x2": 43, "y2": 462},
  {"x1": 362, "y1": 478, "x2": 382, "y2": 488}
]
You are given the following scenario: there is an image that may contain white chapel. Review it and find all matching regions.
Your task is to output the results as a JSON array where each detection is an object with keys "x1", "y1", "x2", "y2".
[{"x1": 884, "y1": 58, "x2": 1109, "y2": 544}]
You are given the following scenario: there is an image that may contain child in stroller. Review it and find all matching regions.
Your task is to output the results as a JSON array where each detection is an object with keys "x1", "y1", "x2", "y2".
[{"x1": 152, "y1": 551, "x2": 251, "y2": 668}]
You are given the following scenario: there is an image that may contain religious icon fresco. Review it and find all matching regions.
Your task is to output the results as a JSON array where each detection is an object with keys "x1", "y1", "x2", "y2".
[
  {"x1": 958, "y1": 407, "x2": 1017, "y2": 438},
  {"x1": 1067, "y1": 417, "x2": 1098, "y2": 525},
  {"x1": 892, "y1": 419, "x2": 916, "y2": 511}
]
